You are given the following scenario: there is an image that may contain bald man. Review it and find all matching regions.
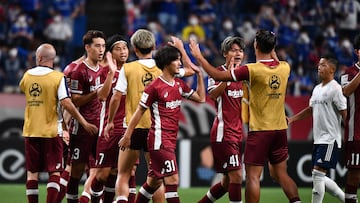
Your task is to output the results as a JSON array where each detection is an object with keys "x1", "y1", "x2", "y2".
[{"x1": 19, "y1": 43, "x2": 98, "y2": 203}]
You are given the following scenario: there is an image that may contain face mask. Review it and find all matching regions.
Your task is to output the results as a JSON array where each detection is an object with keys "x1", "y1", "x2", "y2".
[
  {"x1": 223, "y1": 21, "x2": 233, "y2": 30},
  {"x1": 189, "y1": 17, "x2": 199, "y2": 26},
  {"x1": 148, "y1": 22, "x2": 157, "y2": 33}
]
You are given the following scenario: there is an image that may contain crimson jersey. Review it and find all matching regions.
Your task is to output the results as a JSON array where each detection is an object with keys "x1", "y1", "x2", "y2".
[
  {"x1": 341, "y1": 64, "x2": 360, "y2": 141},
  {"x1": 140, "y1": 77, "x2": 193, "y2": 150},
  {"x1": 208, "y1": 65, "x2": 243, "y2": 142},
  {"x1": 98, "y1": 65, "x2": 126, "y2": 136},
  {"x1": 68, "y1": 61, "x2": 102, "y2": 135}
]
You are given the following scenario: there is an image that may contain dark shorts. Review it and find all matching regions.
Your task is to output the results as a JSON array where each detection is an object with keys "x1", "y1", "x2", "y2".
[
  {"x1": 95, "y1": 128, "x2": 125, "y2": 168},
  {"x1": 244, "y1": 130, "x2": 288, "y2": 166},
  {"x1": 345, "y1": 141, "x2": 360, "y2": 169},
  {"x1": 211, "y1": 141, "x2": 242, "y2": 173},
  {"x1": 312, "y1": 143, "x2": 339, "y2": 170},
  {"x1": 25, "y1": 136, "x2": 63, "y2": 173},
  {"x1": 69, "y1": 134, "x2": 97, "y2": 165},
  {"x1": 130, "y1": 128, "x2": 149, "y2": 152},
  {"x1": 148, "y1": 148, "x2": 178, "y2": 178}
]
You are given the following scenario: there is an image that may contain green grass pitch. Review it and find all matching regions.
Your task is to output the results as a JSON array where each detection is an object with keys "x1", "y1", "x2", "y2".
[{"x1": 0, "y1": 184, "x2": 345, "y2": 202}]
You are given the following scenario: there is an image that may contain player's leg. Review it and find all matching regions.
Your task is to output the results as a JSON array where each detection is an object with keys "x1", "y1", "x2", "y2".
[
  {"x1": 244, "y1": 164, "x2": 263, "y2": 203},
  {"x1": 144, "y1": 151, "x2": 165, "y2": 203},
  {"x1": 227, "y1": 169, "x2": 242, "y2": 202},
  {"x1": 345, "y1": 141, "x2": 360, "y2": 203},
  {"x1": 324, "y1": 176, "x2": 345, "y2": 202},
  {"x1": 269, "y1": 161, "x2": 301, "y2": 203},
  {"x1": 41, "y1": 137, "x2": 63, "y2": 203},
  {"x1": 67, "y1": 162, "x2": 87, "y2": 203},
  {"x1": 163, "y1": 174, "x2": 180, "y2": 203},
  {"x1": 312, "y1": 143, "x2": 341, "y2": 203},
  {"x1": 102, "y1": 168, "x2": 118, "y2": 203},
  {"x1": 91, "y1": 167, "x2": 111, "y2": 203},
  {"x1": 114, "y1": 149, "x2": 140, "y2": 203},
  {"x1": 136, "y1": 176, "x2": 163, "y2": 203},
  {"x1": 26, "y1": 171, "x2": 39, "y2": 203},
  {"x1": 57, "y1": 164, "x2": 71, "y2": 203},
  {"x1": 268, "y1": 130, "x2": 301, "y2": 203},
  {"x1": 197, "y1": 175, "x2": 228, "y2": 203},
  {"x1": 128, "y1": 165, "x2": 138, "y2": 203},
  {"x1": 345, "y1": 169, "x2": 360, "y2": 203}
]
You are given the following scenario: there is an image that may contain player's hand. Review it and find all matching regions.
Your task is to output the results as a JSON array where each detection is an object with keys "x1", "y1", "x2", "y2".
[
  {"x1": 189, "y1": 39, "x2": 201, "y2": 59},
  {"x1": 106, "y1": 52, "x2": 117, "y2": 74},
  {"x1": 189, "y1": 61, "x2": 201, "y2": 73},
  {"x1": 286, "y1": 116, "x2": 292, "y2": 125},
  {"x1": 62, "y1": 130, "x2": 70, "y2": 145},
  {"x1": 118, "y1": 135, "x2": 131, "y2": 151},
  {"x1": 227, "y1": 56, "x2": 235, "y2": 70},
  {"x1": 84, "y1": 122, "x2": 98, "y2": 135},
  {"x1": 168, "y1": 36, "x2": 184, "y2": 50},
  {"x1": 104, "y1": 122, "x2": 114, "y2": 141}
]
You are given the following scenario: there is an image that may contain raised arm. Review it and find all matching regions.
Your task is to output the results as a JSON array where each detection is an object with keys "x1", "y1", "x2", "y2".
[
  {"x1": 342, "y1": 71, "x2": 360, "y2": 97},
  {"x1": 96, "y1": 52, "x2": 117, "y2": 101},
  {"x1": 189, "y1": 39, "x2": 233, "y2": 81},
  {"x1": 168, "y1": 36, "x2": 198, "y2": 76}
]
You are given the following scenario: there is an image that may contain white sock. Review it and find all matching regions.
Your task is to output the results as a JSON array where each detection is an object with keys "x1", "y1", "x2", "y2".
[
  {"x1": 324, "y1": 176, "x2": 345, "y2": 202},
  {"x1": 312, "y1": 169, "x2": 326, "y2": 203}
]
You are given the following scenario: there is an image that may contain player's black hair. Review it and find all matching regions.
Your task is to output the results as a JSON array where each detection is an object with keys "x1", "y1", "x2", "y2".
[
  {"x1": 106, "y1": 34, "x2": 128, "y2": 52},
  {"x1": 354, "y1": 34, "x2": 360, "y2": 50},
  {"x1": 322, "y1": 53, "x2": 338, "y2": 71},
  {"x1": 154, "y1": 46, "x2": 182, "y2": 70},
  {"x1": 83, "y1": 30, "x2": 106, "y2": 46},
  {"x1": 255, "y1": 29, "x2": 276, "y2": 54}
]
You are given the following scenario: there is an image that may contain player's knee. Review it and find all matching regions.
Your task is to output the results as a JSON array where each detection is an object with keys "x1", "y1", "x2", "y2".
[
  {"x1": 228, "y1": 170, "x2": 242, "y2": 184},
  {"x1": 164, "y1": 174, "x2": 179, "y2": 186},
  {"x1": 312, "y1": 169, "x2": 326, "y2": 195}
]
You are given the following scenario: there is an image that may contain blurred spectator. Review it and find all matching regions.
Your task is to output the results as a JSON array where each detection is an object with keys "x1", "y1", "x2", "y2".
[
  {"x1": 182, "y1": 13, "x2": 206, "y2": 43},
  {"x1": 255, "y1": 3, "x2": 280, "y2": 32},
  {"x1": 0, "y1": 1, "x2": 7, "y2": 40},
  {"x1": 8, "y1": 13, "x2": 34, "y2": 49},
  {"x1": 125, "y1": 0, "x2": 147, "y2": 35},
  {"x1": 43, "y1": 13, "x2": 72, "y2": 68},
  {"x1": 48, "y1": 0, "x2": 81, "y2": 28},
  {"x1": 3, "y1": 47, "x2": 24, "y2": 93},
  {"x1": 236, "y1": 19, "x2": 256, "y2": 46},
  {"x1": 155, "y1": 0, "x2": 180, "y2": 34},
  {"x1": 147, "y1": 19, "x2": 167, "y2": 48},
  {"x1": 288, "y1": 65, "x2": 314, "y2": 96},
  {"x1": 191, "y1": 0, "x2": 216, "y2": 38},
  {"x1": 334, "y1": 0, "x2": 360, "y2": 41},
  {"x1": 213, "y1": 17, "x2": 240, "y2": 49}
]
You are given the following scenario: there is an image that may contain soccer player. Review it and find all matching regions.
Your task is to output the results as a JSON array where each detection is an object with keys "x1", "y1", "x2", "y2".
[
  {"x1": 288, "y1": 55, "x2": 347, "y2": 203},
  {"x1": 66, "y1": 30, "x2": 117, "y2": 203},
  {"x1": 106, "y1": 30, "x2": 194, "y2": 203},
  {"x1": 197, "y1": 36, "x2": 245, "y2": 203},
  {"x1": 341, "y1": 34, "x2": 360, "y2": 203},
  {"x1": 90, "y1": 34, "x2": 129, "y2": 203},
  {"x1": 19, "y1": 43, "x2": 98, "y2": 203},
  {"x1": 105, "y1": 29, "x2": 164, "y2": 203},
  {"x1": 56, "y1": 54, "x2": 85, "y2": 203},
  {"x1": 190, "y1": 29, "x2": 301, "y2": 203},
  {"x1": 118, "y1": 45, "x2": 206, "y2": 203}
]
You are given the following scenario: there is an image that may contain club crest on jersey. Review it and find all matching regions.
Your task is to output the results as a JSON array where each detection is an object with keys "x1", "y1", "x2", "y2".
[
  {"x1": 142, "y1": 73, "x2": 154, "y2": 86},
  {"x1": 29, "y1": 83, "x2": 42, "y2": 97},
  {"x1": 164, "y1": 92, "x2": 168, "y2": 98},
  {"x1": 269, "y1": 75, "x2": 281, "y2": 90},
  {"x1": 178, "y1": 87, "x2": 183, "y2": 95}
]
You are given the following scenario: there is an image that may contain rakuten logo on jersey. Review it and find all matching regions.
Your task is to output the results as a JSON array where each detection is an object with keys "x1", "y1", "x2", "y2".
[
  {"x1": 227, "y1": 89, "x2": 243, "y2": 98},
  {"x1": 166, "y1": 100, "x2": 182, "y2": 109}
]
